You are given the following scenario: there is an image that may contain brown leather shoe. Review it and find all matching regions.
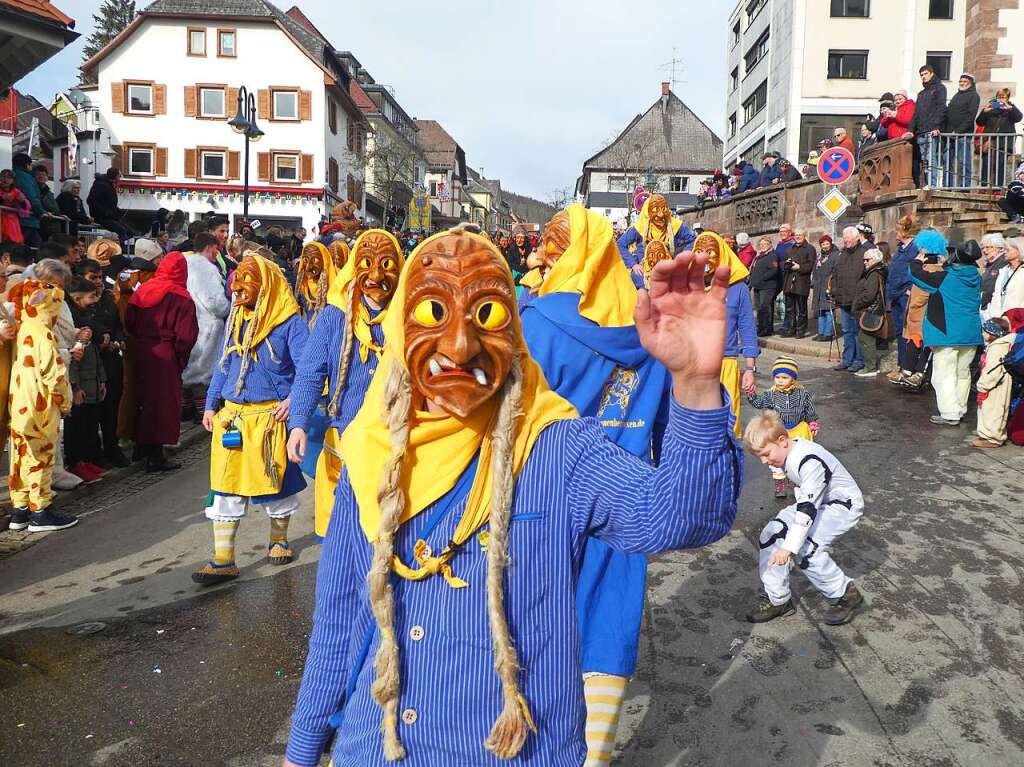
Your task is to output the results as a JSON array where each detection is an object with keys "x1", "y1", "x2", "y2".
[
  {"x1": 824, "y1": 583, "x2": 864, "y2": 625},
  {"x1": 971, "y1": 438, "x2": 1002, "y2": 449}
]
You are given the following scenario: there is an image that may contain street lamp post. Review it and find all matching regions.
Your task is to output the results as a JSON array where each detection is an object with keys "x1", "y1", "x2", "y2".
[{"x1": 228, "y1": 85, "x2": 264, "y2": 225}]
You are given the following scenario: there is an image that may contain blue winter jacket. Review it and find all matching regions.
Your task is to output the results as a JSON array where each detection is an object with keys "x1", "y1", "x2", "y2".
[
  {"x1": 13, "y1": 167, "x2": 43, "y2": 231},
  {"x1": 909, "y1": 262, "x2": 982, "y2": 348},
  {"x1": 758, "y1": 161, "x2": 781, "y2": 188},
  {"x1": 887, "y1": 240, "x2": 919, "y2": 301},
  {"x1": 734, "y1": 162, "x2": 760, "y2": 193}
]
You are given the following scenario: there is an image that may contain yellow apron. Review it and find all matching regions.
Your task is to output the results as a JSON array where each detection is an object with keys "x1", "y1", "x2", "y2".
[
  {"x1": 786, "y1": 420, "x2": 815, "y2": 442},
  {"x1": 210, "y1": 401, "x2": 288, "y2": 498},
  {"x1": 314, "y1": 426, "x2": 342, "y2": 538},
  {"x1": 720, "y1": 357, "x2": 742, "y2": 438}
]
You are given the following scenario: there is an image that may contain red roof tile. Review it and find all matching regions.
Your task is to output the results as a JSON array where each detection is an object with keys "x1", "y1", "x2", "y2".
[
  {"x1": 349, "y1": 80, "x2": 376, "y2": 113},
  {"x1": 0, "y1": 0, "x2": 74, "y2": 27}
]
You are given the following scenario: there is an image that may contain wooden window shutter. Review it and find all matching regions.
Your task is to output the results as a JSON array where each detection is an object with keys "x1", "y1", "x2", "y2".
[
  {"x1": 257, "y1": 152, "x2": 271, "y2": 182},
  {"x1": 184, "y1": 86, "x2": 198, "y2": 117},
  {"x1": 347, "y1": 173, "x2": 355, "y2": 201},
  {"x1": 184, "y1": 148, "x2": 197, "y2": 179},
  {"x1": 110, "y1": 144, "x2": 123, "y2": 170},
  {"x1": 298, "y1": 89, "x2": 312, "y2": 121},
  {"x1": 300, "y1": 153, "x2": 314, "y2": 183},
  {"x1": 111, "y1": 82, "x2": 125, "y2": 114},
  {"x1": 329, "y1": 101, "x2": 337, "y2": 134},
  {"x1": 228, "y1": 151, "x2": 241, "y2": 180},
  {"x1": 346, "y1": 118, "x2": 353, "y2": 151},
  {"x1": 155, "y1": 147, "x2": 168, "y2": 176},
  {"x1": 329, "y1": 157, "x2": 338, "y2": 192},
  {"x1": 257, "y1": 89, "x2": 270, "y2": 120},
  {"x1": 225, "y1": 87, "x2": 239, "y2": 118},
  {"x1": 154, "y1": 84, "x2": 167, "y2": 115}
]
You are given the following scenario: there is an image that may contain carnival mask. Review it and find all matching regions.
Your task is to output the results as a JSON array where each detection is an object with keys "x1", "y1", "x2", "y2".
[
  {"x1": 328, "y1": 240, "x2": 350, "y2": 271},
  {"x1": 642, "y1": 240, "x2": 673, "y2": 280},
  {"x1": 354, "y1": 232, "x2": 401, "y2": 307},
  {"x1": 231, "y1": 257, "x2": 262, "y2": 308},
  {"x1": 301, "y1": 244, "x2": 324, "y2": 281},
  {"x1": 404, "y1": 234, "x2": 516, "y2": 418},
  {"x1": 648, "y1": 195, "x2": 670, "y2": 229},
  {"x1": 692, "y1": 233, "x2": 723, "y2": 277},
  {"x1": 540, "y1": 211, "x2": 571, "y2": 270}
]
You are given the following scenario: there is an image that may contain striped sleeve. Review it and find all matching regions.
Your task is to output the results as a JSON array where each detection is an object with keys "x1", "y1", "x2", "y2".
[
  {"x1": 288, "y1": 307, "x2": 340, "y2": 432},
  {"x1": 285, "y1": 483, "x2": 361, "y2": 766},
  {"x1": 566, "y1": 397, "x2": 742, "y2": 553}
]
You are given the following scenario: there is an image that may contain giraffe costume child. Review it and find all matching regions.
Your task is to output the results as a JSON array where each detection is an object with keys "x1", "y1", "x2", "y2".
[{"x1": 7, "y1": 279, "x2": 76, "y2": 532}]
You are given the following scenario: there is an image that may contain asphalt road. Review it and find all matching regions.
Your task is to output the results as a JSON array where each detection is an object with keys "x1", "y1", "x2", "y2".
[{"x1": 1, "y1": 356, "x2": 1022, "y2": 767}]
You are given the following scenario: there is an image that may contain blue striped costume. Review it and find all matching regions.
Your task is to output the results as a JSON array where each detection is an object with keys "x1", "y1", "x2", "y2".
[{"x1": 286, "y1": 401, "x2": 741, "y2": 766}]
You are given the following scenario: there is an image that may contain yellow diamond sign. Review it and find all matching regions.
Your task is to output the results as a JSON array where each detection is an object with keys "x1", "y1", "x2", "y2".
[{"x1": 817, "y1": 188, "x2": 851, "y2": 222}]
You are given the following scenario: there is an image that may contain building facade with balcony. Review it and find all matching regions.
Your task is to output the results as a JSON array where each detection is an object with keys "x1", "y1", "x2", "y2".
[
  {"x1": 415, "y1": 118, "x2": 468, "y2": 229},
  {"x1": 79, "y1": 0, "x2": 367, "y2": 235},
  {"x1": 724, "y1": 0, "x2": 966, "y2": 169}
]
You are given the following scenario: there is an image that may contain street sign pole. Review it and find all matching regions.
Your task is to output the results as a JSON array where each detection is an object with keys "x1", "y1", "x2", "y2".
[{"x1": 816, "y1": 147, "x2": 857, "y2": 239}]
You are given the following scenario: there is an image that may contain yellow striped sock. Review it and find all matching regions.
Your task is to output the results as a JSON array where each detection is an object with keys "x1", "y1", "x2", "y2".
[
  {"x1": 583, "y1": 673, "x2": 628, "y2": 766},
  {"x1": 270, "y1": 516, "x2": 290, "y2": 546},
  {"x1": 212, "y1": 520, "x2": 239, "y2": 566}
]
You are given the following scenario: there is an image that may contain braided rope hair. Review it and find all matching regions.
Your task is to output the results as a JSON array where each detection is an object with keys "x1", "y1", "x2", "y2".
[
  {"x1": 326, "y1": 279, "x2": 357, "y2": 418},
  {"x1": 294, "y1": 245, "x2": 329, "y2": 329}
]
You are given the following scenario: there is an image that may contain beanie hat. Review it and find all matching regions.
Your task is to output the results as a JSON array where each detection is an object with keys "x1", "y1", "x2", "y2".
[
  {"x1": 819, "y1": 234, "x2": 833, "y2": 245},
  {"x1": 982, "y1": 319, "x2": 1009, "y2": 339},
  {"x1": 950, "y1": 240, "x2": 983, "y2": 264},
  {"x1": 772, "y1": 355, "x2": 799, "y2": 380},
  {"x1": 961, "y1": 73, "x2": 976, "y2": 84},
  {"x1": 736, "y1": 232, "x2": 750, "y2": 246}
]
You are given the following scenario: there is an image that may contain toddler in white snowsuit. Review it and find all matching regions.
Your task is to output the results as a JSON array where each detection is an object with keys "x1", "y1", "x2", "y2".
[{"x1": 743, "y1": 410, "x2": 865, "y2": 626}]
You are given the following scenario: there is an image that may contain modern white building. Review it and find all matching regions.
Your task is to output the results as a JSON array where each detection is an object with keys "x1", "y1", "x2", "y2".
[
  {"x1": 78, "y1": 0, "x2": 368, "y2": 235},
  {"x1": 724, "y1": 0, "x2": 966, "y2": 169}
]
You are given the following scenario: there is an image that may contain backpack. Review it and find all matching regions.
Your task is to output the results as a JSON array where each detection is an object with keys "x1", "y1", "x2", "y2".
[{"x1": 1003, "y1": 331, "x2": 1024, "y2": 382}]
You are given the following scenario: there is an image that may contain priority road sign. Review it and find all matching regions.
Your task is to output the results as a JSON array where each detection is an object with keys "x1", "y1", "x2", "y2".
[
  {"x1": 817, "y1": 147, "x2": 856, "y2": 185},
  {"x1": 817, "y1": 187, "x2": 851, "y2": 221}
]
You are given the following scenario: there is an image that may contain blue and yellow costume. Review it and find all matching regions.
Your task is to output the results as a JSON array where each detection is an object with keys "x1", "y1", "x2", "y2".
[{"x1": 616, "y1": 195, "x2": 696, "y2": 288}]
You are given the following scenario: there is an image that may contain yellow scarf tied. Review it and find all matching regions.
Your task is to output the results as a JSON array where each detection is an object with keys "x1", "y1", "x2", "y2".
[
  {"x1": 634, "y1": 195, "x2": 683, "y2": 246},
  {"x1": 226, "y1": 255, "x2": 300, "y2": 354},
  {"x1": 327, "y1": 229, "x2": 404, "y2": 362},
  {"x1": 297, "y1": 241, "x2": 337, "y2": 309},
  {"x1": 519, "y1": 267, "x2": 544, "y2": 290},
  {"x1": 339, "y1": 230, "x2": 577, "y2": 586},
  {"x1": 537, "y1": 203, "x2": 637, "y2": 327},
  {"x1": 696, "y1": 230, "x2": 751, "y2": 287}
]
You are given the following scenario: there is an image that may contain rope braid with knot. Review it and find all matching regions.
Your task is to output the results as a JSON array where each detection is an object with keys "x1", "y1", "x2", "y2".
[
  {"x1": 482, "y1": 354, "x2": 535, "y2": 759},
  {"x1": 216, "y1": 284, "x2": 266, "y2": 397},
  {"x1": 326, "y1": 279, "x2": 358, "y2": 418},
  {"x1": 366, "y1": 361, "x2": 413, "y2": 761}
]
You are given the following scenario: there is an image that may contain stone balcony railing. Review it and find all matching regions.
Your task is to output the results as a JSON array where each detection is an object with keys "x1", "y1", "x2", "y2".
[{"x1": 858, "y1": 138, "x2": 916, "y2": 206}]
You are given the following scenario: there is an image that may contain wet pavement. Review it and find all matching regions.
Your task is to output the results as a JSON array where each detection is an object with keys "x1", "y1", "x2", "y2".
[{"x1": 1, "y1": 355, "x2": 1023, "y2": 766}]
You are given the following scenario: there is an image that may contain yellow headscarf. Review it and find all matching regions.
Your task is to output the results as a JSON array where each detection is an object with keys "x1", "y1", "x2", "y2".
[
  {"x1": 536, "y1": 204, "x2": 637, "y2": 327},
  {"x1": 634, "y1": 195, "x2": 683, "y2": 244},
  {"x1": 519, "y1": 267, "x2": 544, "y2": 290},
  {"x1": 339, "y1": 230, "x2": 577, "y2": 583},
  {"x1": 327, "y1": 229, "x2": 404, "y2": 363},
  {"x1": 296, "y1": 241, "x2": 337, "y2": 309},
  {"x1": 225, "y1": 254, "x2": 300, "y2": 358},
  {"x1": 693, "y1": 230, "x2": 750, "y2": 287}
]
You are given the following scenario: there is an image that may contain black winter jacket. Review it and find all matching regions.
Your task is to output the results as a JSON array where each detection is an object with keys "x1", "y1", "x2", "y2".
[
  {"x1": 909, "y1": 79, "x2": 948, "y2": 135},
  {"x1": 86, "y1": 177, "x2": 122, "y2": 222},
  {"x1": 782, "y1": 241, "x2": 815, "y2": 296},
  {"x1": 749, "y1": 249, "x2": 781, "y2": 292},
  {"x1": 852, "y1": 262, "x2": 888, "y2": 313},
  {"x1": 945, "y1": 86, "x2": 981, "y2": 133},
  {"x1": 830, "y1": 243, "x2": 868, "y2": 308},
  {"x1": 976, "y1": 101, "x2": 1024, "y2": 135}
]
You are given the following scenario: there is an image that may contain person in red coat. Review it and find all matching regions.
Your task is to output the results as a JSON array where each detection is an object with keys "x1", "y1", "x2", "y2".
[
  {"x1": 880, "y1": 90, "x2": 916, "y2": 139},
  {"x1": 125, "y1": 251, "x2": 198, "y2": 471}
]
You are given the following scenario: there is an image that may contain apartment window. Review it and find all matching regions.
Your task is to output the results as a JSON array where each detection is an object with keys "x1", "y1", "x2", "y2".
[
  {"x1": 827, "y1": 50, "x2": 868, "y2": 79},
  {"x1": 273, "y1": 89, "x2": 298, "y2": 120},
  {"x1": 199, "y1": 150, "x2": 226, "y2": 179},
  {"x1": 830, "y1": 0, "x2": 870, "y2": 17},
  {"x1": 608, "y1": 176, "x2": 630, "y2": 192},
  {"x1": 274, "y1": 153, "x2": 299, "y2": 182},
  {"x1": 744, "y1": 30, "x2": 769, "y2": 74},
  {"x1": 669, "y1": 176, "x2": 688, "y2": 193},
  {"x1": 746, "y1": 0, "x2": 767, "y2": 24},
  {"x1": 729, "y1": 113, "x2": 737, "y2": 137},
  {"x1": 929, "y1": 0, "x2": 954, "y2": 19},
  {"x1": 127, "y1": 83, "x2": 153, "y2": 114},
  {"x1": 429, "y1": 180, "x2": 438, "y2": 196},
  {"x1": 200, "y1": 87, "x2": 225, "y2": 118},
  {"x1": 128, "y1": 146, "x2": 153, "y2": 176},
  {"x1": 329, "y1": 100, "x2": 337, "y2": 134},
  {"x1": 187, "y1": 27, "x2": 206, "y2": 56},
  {"x1": 217, "y1": 29, "x2": 236, "y2": 57},
  {"x1": 732, "y1": 21, "x2": 740, "y2": 46},
  {"x1": 926, "y1": 51, "x2": 952, "y2": 81},
  {"x1": 730, "y1": 68, "x2": 739, "y2": 92},
  {"x1": 743, "y1": 80, "x2": 768, "y2": 121}
]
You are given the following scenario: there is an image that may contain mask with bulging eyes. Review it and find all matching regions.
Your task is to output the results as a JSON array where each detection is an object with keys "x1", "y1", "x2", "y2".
[
  {"x1": 354, "y1": 232, "x2": 401, "y2": 307},
  {"x1": 230, "y1": 257, "x2": 262, "y2": 308},
  {"x1": 692, "y1": 233, "x2": 722, "y2": 278},
  {"x1": 539, "y1": 211, "x2": 570, "y2": 271},
  {"x1": 404, "y1": 234, "x2": 516, "y2": 418},
  {"x1": 301, "y1": 244, "x2": 324, "y2": 281}
]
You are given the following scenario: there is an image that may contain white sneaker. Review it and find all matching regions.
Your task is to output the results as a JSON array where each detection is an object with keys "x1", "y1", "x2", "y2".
[
  {"x1": 854, "y1": 369, "x2": 879, "y2": 378},
  {"x1": 52, "y1": 468, "x2": 84, "y2": 490}
]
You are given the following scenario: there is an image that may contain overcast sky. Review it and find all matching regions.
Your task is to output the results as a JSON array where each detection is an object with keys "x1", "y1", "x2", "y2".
[{"x1": 18, "y1": 0, "x2": 730, "y2": 201}]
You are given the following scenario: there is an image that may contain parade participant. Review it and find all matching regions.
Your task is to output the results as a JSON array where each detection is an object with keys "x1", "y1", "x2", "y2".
[
  {"x1": 286, "y1": 230, "x2": 403, "y2": 539},
  {"x1": 692, "y1": 232, "x2": 758, "y2": 437},
  {"x1": 746, "y1": 356, "x2": 819, "y2": 498},
  {"x1": 283, "y1": 229, "x2": 741, "y2": 767},
  {"x1": 520, "y1": 204, "x2": 668, "y2": 766},
  {"x1": 616, "y1": 194, "x2": 696, "y2": 288},
  {"x1": 194, "y1": 254, "x2": 309, "y2": 585},
  {"x1": 516, "y1": 213, "x2": 569, "y2": 309},
  {"x1": 328, "y1": 239, "x2": 350, "y2": 273},
  {"x1": 115, "y1": 257, "x2": 156, "y2": 445},
  {"x1": 294, "y1": 241, "x2": 338, "y2": 329},
  {"x1": 743, "y1": 411, "x2": 865, "y2": 626},
  {"x1": 6, "y1": 279, "x2": 75, "y2": 533}
]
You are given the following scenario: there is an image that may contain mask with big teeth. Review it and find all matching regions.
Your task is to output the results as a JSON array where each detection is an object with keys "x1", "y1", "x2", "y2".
[
  {"x1": 230, "y1": 257, "x2": 262, "y2": 308},
  {"x1": 539, "y1": 210, "x2": 571, "y2": 271},
  {"x1": 647, "y1": 194, "x2": 670, "y2": 230},
  {"x1": 404, "y1": 234, "x2": 516, "y2": 418},
  {"x1": 354, "y1": 232, "x2": 401, "y2": 307},
  {"x1": 300, "y1": 244, "x2": 324, "y2": 281}
]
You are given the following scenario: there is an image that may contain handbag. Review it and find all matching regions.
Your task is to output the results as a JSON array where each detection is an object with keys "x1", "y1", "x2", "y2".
[{"x1": 858, "y1": 273, "x2": 893, "y2": 338}]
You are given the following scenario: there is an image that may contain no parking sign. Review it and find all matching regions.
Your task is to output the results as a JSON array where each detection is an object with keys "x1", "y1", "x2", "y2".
[{"x1": 817, "y1": 147, "x2": 856, "y2": 185}]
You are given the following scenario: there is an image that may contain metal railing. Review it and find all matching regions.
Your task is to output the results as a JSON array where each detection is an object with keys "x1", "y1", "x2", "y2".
[{"x1": 919, "y1": 132, "x2": 1022, "y2": 191}]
